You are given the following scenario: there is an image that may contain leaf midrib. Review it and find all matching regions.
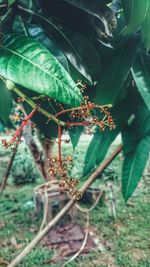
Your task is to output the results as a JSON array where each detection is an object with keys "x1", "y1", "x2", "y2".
[{"x1": 0, "y1": 42, "x2": 81, "y2": 99}]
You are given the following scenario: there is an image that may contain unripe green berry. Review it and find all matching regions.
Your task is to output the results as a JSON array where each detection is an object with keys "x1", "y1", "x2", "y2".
[{"x1": 6, "y1": 80, "x2": 15, "y2": 90}]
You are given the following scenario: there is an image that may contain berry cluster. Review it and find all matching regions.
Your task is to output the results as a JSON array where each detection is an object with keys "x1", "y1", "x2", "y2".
[
  {"x1": 1, "y1": 136, "x2": 22, "y2": 151},
  {"x1": 1, "y1": 109, "x2": 37, "y2": 150},
  {"x1": 67, "y1": 99, "x2": 115, "y2": 132},
  {"x1": 48, "y1": 156, "x2": 82, "y2": 200}
]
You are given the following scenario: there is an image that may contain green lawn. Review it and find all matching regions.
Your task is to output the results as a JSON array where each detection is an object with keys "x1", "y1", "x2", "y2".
[{"x1": 0, "y1": 136, "x2": 150, "y2": 267}]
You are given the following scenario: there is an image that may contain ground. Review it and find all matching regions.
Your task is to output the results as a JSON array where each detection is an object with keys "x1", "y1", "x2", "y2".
[{"x1": 0, "y1": 135, "x2": 150, "y2": 267}]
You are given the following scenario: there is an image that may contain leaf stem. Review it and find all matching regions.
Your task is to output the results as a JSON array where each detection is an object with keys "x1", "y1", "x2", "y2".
[
  {"x1": 66, "y1": 121, "x2": 104, "y2": 127},
  {"x1": 13, "y1": 86, "x2": 66, "y2": 126}
]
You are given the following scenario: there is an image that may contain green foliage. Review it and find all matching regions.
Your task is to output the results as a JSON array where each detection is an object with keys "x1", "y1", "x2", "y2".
[
  {"x1": 121, "y1": 0, "x2": 149, "y2": 36},
  {"x1": 132, "y1": 52, "x2": 150, "y2": 111},
  {"x1": 121, "y1": 100, "x2": 150, "y2": 200},
  {"x1": 83, "y1": 128, "x2": 119, "y2": 176},
  {"x1": 122, "y1": 136, "x2": 150, "y2": 201},
  {"x1": 122, "y1": 103, "x2": 150, "y2": 155},
  {"x1": 26, "y1": 25, "x2": 70, "y2": 72},
  {"x1": 0, "y1": 0, "x2": 150, "y2": 202},
  {"x1": 84, "y1": 90, "x2": 140, "y2": 176},
  {"x1": 11, "y1": 148, "x2": 41, "y2": 185},
  {"x1": 0, "y1": 35, "x2": 82, "y2": 107},
  {"x1": 1, "y1": 141, "x2": 150, "y2": 266},
  {"x1": 95, "y1": 37, "x2": 140, "y2": 105},
  {"x1": 0, "y1": 120, "x2": 5, "y2": 132},
  {"x1": 141, "y1": 2, "x2": 150, "y2": 52},
  {"x1": 40, "y1": 0, "x2": 113, "y2": 42},
  {"x1": 23, "y1": 94, "x2": 60, "y2": 138},
  {"x1": 8, "y1": 0, "x2": 16, "y2": 7},
  {"x1": 0, "y1": 79, "x2": 13, "y2": 124},
  {"x1": 19, "y1": 247, "x2": 53, "y2": 267}
]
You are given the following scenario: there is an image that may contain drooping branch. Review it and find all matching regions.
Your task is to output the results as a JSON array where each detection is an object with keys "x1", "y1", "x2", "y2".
[{"x1": 8, "y1": 144, "x2": 123, "y2": 267}]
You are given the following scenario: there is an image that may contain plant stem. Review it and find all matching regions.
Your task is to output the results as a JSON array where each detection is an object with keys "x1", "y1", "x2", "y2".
[
  {"x1": 58, "y1": 126, "x2": 62, "y2": 165},
  {"x1": 14, "y1": 109, "x2": 36, "y2": 139},
  {"x1": 66, "y1": 121, "x2": 97, "y2": 127},
  {"x1": 0, "y1": 141, "x2": 19, "y2": 195},
  {"x1": 13, "y1": 86, "x2": 66, "y2": 127},
  {"x1": 56, "y1": 104, "x2": 112, "y2": 118}
]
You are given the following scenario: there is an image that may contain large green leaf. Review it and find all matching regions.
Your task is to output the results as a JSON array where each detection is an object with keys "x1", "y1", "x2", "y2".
[
  {"x1": 0, "y1": 35, "x2": 82, "y2": 107},
  {"x1": 65, "y1": 0, "x2": 116, "y2": 35},
  {"x1": 83, "y1": 128, "x2": 119, "y2": 176},
  {"x1": 27, "y1": 25, "x2": 101, "y2": 81},
  {"x1": 95, "y1": 37, "x2": 140, "y2": 105},
  {"x1": 17, "y1": 6, "x2": 93, "y2": 83},
  {"x1": 26, "y1": 24, "x2": 69, "y2": 72},
  {"x1": 122, "y1": 103, "x2": 150, "y2": 155},
  {"x1": 65, "y1": 0, "x2": 111, "y2": 15},
  {"x1": 0, "y1": 79, "x2": 13, "y2": 124},
  {"x1": 13, "y1": 22, "x2": 66, "y2": 67},
  {"x1": 60, "y1": 30, "x2": 101, "y2": 81},
  {"x1": 121, "y1": 0, "x2": 149, "y2": 36},
  {"x1": 141, "y1": 2, "x2": 150, "y2": 52},
  {"x1": 132, "y1": 52, "x2": 150, "y2": 111},
  {"x1": 39, "y1": 0, "x2": 112, "y2": 42},
  {"x1": 122, "y1": 135, "x2": 150, "y2": 201}
]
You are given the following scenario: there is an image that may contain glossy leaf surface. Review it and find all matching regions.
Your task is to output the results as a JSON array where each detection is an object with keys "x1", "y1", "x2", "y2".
[
  {"x1": 132, "y1": 52, "x2": 150, "y2": 110},
  {"x1": 0, "y1": 79, "x2": 13, "y2": 124},
  {"x1": 122, "y1": 135, "x2": 150, "y2": 201},
  {"x1": 95, "y1": 37, "x2": 140, "y2": 105},
  {"x1": 141, "y1": 2, "x2": 150, "y2": 52},
  {"x1": 0, "y1": 35, "x2": 82, "y2": 107},
  {"x1": 26, "y1": 24, "x2": 69, "y2": 72},
  {"x1": 122, "y1": 103, "x2": 150, "y2": 155},
  {"x1": 121, "y1": 0, "x2": 149, "y2": 36}
]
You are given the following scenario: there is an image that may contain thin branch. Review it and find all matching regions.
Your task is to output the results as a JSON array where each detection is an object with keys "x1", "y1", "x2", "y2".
[
  {"x1": 56, "y1": 104, "x2": 112, "y2": 118},
  {"x1": 3, "y1": 82, "x2": 66, "y2": 127},
  {"x1": 8, "y1": 144, "x2": 123, "y2": 267},
  {"x1": 0, "y1": 140, "x2": 19, "y2": 195},
  {"x1": 58, "y1": 126, "x2": 62, "y2": 165}
]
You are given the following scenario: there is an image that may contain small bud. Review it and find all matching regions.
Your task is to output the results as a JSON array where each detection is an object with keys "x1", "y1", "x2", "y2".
[{"x1": 6, "y1": 80, "x2": 15, "y2": 90}]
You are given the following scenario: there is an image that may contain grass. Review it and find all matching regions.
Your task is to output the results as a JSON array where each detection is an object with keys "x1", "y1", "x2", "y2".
[{"x1": 0, "y1": 135, "x2": 150, "y2": 267}]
